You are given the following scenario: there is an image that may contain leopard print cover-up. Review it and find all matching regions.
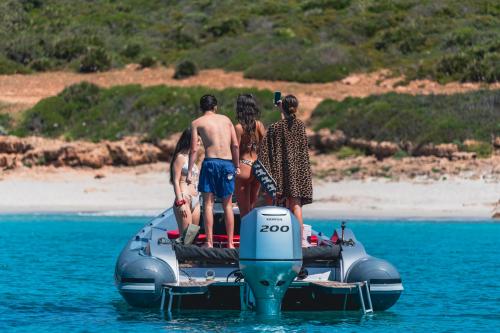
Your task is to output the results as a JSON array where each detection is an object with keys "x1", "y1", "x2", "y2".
[{"x1": 257, "y1": 118, "x2": 313, "y2": 205}]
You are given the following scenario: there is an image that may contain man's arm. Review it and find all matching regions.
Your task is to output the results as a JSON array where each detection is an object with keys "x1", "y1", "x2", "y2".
[
  {"x1": 187, "y1": 121, "x2": 199, "y2": 183},
  {"x1": 229, "y1": 121, "x2": 240, "y2": 173}
]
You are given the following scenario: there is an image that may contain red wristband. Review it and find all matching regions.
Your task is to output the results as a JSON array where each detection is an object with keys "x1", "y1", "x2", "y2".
[{"x1": 174, "y1": 199, "x2": 186, "y2": 207}]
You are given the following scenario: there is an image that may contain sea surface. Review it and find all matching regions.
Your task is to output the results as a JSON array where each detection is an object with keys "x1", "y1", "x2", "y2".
[{"x1": 0, "y1": 214, "x2": 498, "y2": 332}]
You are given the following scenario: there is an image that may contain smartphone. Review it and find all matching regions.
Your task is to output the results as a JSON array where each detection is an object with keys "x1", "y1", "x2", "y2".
[{"x1": 273, "y1": 91, "x2": 281, "y2": 105}]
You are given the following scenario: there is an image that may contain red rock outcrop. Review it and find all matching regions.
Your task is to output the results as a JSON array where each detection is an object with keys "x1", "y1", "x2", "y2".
[
  {"x1": 311, "y1": 129, "x2": 347, "y2": 151},
  {"x1": 414, "y1": 143, "x2": 458, "y2": 159},
  {"x1": 0, "y1": 136, "x2": 32, "y2": 154},
  {"x1": 107, "y1": 137, "x2": 161, "y2": 166},
  {"x1": 347, "y1": 138, "x2": 399, "y2": 159}
]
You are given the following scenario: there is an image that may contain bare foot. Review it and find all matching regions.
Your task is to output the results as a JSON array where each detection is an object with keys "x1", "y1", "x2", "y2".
[
  {"x1": 227, "y1": 242, "x2": 235, "y2": 249},
  {"x1": 203, "y1": 242, "x2": 213, "y2": 248}
]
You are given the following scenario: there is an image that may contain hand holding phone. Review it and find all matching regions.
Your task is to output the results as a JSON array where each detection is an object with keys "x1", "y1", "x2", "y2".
[{"x1": 273, "y1": 91, "x2": 281, "y2": 106}]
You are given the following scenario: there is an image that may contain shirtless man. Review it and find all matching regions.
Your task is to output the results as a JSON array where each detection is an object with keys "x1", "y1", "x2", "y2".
[{"x1": 187, "y1": 95, "x2": 240, "y2": 248}]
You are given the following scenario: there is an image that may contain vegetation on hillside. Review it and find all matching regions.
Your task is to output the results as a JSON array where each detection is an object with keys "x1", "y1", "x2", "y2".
[
  {"x1": 311, "y1": 90, "x2": 500, "y2": 145},
  {"x1": 0, "y1": 0, "x2": 499, "y2": 83},
  {"x1": 13, "y1": 82, "x2": 280, "y2": 141}
]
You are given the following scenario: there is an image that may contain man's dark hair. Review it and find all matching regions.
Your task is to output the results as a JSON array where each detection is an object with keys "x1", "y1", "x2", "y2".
[{"x1": 200, "y1": 94, "x2": 218, "y2": 112}]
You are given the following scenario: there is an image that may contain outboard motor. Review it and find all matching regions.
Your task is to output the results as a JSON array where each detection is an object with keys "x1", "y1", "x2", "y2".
[{"x1": 239, "y1": 207, "x2": 302, "y2": 315}]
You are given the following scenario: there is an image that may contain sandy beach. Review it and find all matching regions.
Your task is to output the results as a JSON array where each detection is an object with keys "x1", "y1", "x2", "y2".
[{"x1": 1, "y1": 164, "x2": 498, "y2": 219}]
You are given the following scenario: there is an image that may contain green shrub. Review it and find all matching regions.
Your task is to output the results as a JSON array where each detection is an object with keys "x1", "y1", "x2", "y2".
[
  {"x1": 0, "y1": 113, "x2": 13, "y2": 135},
  {"x1": 311, "y1": 90, "x2": 500, "y2": 145},
  {"x1": 0, "y1": 0, "x2": 498, "y2": 83},
  {"x1": 30, "y1": 57, "x2": 53, "y2": 71},
  {"x1": 53, "y1": 37, "x2": 88, "y2": 61},
  {"x1": 464, "y1": 141, "x2": 493, "y2": 158},
  {"x1": 79, "y1": 47, "x2": 112, "y2": 73},
  {"x1": 16, "y1": 83, "x2": 281, "y2": 141},
  {"x1": 336, "y1": 146, "x2": 364, "y2": 159},
  {"x1": 393, "y1": 150, "x2": 410, "y2": 160},
  {"x1": 121, "y1": 43, "x2": 142, "y2": 59},
  {"x1": 139, "y1": 55, "x2": 156, "y2": 68},
  {"x1": 0, "y1": 56, "x2": 30, "y2": 74},
  {"x1": 173, "y1": 60, "x2": 198, "y2": 79},
  {"x1": 5, "y1": 35, "x2": 46, "y2": 65}
]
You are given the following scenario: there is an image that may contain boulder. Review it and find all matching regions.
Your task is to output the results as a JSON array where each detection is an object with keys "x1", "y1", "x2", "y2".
[
  {"x1": 414, "y1": 143, "x2": 458, "y2": 159},
  {"x1": 21, "y1": 147, "x2": 62, "y2": 167},
  {"x1": 155, "y1": 136, "x2": 179, "y2": 161},
  {"x1": 493, "y1": 137, "x2": 500, "y2": 149},
  {"x1": 107, "y1": 138, "x2": 161, "y2": 166},
  {"x1": 0, "y1": 154, "x2": 18, "y2": 169},
  {"x1": 59, "y1": 143, "x2": 112, "y2": 168},
  {"x1": 347, "y1": 138, "x2": 371, "y2": 152},
  {"x1": 451, "y1": 152, "x2": 477, "y2": 160},
  {"x1": 314, "y1": 129, "x2": 346, "y2": 151},
  {"x1": 373, "y1": 141, "x2": 399, "y2": 160},
  {"x1": 0, "y1": 136, "x2": 32, "y2": 154},
  {"x1": 347, "y1": 138, "x2": 398, "y2": 159}
]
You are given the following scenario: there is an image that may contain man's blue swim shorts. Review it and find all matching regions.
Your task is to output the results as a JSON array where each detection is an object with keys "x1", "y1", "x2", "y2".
[{"x1": 198, "y1": 158, "x2": 236, "y2": 199}]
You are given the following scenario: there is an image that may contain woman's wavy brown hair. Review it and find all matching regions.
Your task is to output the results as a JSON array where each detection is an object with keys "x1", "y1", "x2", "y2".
[{"x1": 236, "y1": 94, "x2": 261, "y2": 136}]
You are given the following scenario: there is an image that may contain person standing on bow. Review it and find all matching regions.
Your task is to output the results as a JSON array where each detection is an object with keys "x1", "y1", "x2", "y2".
[
  {"x1": 258, "y1": 94, "x2": 313, "y2": 247},
  {"x1": 234, "y1": 94, "x2": 266, "y2": 217},
  {"x1": 187, "y1": 95, "x2": 240, "y2": 248}
]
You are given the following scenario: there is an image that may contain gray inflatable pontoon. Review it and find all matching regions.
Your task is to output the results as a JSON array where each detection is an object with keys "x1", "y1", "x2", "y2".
[{"x1": 115, "y1": 204, "x2": 403, "y2": 315}]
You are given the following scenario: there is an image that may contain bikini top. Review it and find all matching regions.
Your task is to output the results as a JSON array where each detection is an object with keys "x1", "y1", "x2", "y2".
[
  {"x1": 180, "y1": 155, "x2": 199, "y2": 179},
  {"x1": 181, "y1": 161, "x2": 199, "y2": 177}
]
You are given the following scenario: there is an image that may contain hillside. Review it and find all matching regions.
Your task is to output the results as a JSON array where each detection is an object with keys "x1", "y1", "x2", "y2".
[{"x1": 0, "y1": 0, "x2": 499, "y2": 83}]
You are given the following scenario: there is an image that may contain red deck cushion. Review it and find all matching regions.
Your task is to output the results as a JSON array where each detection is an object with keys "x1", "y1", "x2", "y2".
[{"x1": 167, "y1": 230, "x2": 180, "y2": 239}]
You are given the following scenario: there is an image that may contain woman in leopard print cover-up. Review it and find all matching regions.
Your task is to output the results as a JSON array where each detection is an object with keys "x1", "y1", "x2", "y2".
[{"x1": 258, "y1": 95, "x2": 312, "y2": 246}]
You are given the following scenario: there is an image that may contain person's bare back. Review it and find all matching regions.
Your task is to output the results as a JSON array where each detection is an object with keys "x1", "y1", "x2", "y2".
[{"x1": 193, "y1": 113, "x2": 234, "y2": 160}]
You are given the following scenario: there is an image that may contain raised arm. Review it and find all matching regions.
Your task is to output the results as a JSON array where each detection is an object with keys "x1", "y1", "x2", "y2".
[
  {"x1": 187, "y1": 121, "x2": 199, "y2": 183},
  {"x1": 229, "y1": 121, "x2": 240, "y2": 173}
]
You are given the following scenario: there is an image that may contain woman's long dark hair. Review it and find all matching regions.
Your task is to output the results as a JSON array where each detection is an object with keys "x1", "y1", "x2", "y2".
[
  {"x1": 236, "y1": 94, "x2": 260, "y2": 136},
  {"x1": 169, "y1": 128, "x2": 192, "y2": 184},
  {"x1": 282, "y1": 94, "x2": 299, "y2": 128}
]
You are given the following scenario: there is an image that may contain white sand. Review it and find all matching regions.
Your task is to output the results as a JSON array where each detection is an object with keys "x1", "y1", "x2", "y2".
[{"x1": 0, "y1": 164, "x2": 498, "y2": 219}]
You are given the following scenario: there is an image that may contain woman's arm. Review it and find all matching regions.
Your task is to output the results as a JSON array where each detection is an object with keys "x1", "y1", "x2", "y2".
[
  {"x1": 235, "y1": 123, "x2": 243, "y2": 145},
  {"x1": 172, "y1": 155, "x2": 185, "y2": 201},
  {"x1": 172, "y1": 155, "x2": 188, "y2": 218}
]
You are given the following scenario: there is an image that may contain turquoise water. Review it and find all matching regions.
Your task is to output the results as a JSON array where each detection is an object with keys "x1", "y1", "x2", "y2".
[{"x1": 0, "y1": 214, "x2": 498, "y2": 332}]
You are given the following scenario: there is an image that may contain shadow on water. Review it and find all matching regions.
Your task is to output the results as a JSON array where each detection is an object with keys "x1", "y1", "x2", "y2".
[{"x1": 112, "y1": 299, "x2": 402, "y2": 331}]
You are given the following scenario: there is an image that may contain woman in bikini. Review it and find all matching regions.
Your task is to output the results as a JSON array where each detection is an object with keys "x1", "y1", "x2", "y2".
[
  {"x1": 170, "y1": 128, "x2": 201, "y2": 234},
  {"x1": 235, "y1": 94, "x2": 266, "y2": 217}
]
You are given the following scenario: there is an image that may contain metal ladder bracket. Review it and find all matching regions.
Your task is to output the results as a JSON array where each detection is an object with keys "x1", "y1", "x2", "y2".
[{"x1": 357, "y1": 281, "x2": 374, "y2": 315}]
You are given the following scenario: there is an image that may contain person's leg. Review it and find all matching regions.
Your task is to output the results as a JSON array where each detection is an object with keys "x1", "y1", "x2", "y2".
[
  {"x1": 287, "y1": 197, "x2": 306, "y2": 247},
  {"x1": 249, "y1": 177, "x2": 261, "y2": 211},
  {"x1": 236, "y1": 163, "x2": 253, "y2": 217},
  {"x1": 191, "y1": 201, "x2": 200, "y2": 226},
  {"x1": 235, "y1": 177, "x2": 250, "y2": 218},
  {"x1": 222, "y1": 195, "x2": 235, "y2": 249},
  {"x1": 174, "y1": 205, "x2": 191, "y2": 234},
  {"x1": 202, "y1": 192, "x2": 215, "y2": 247}
]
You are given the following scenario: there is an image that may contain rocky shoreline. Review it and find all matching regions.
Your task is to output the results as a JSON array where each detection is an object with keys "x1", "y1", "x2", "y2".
[
  {"x1": 1, "y1": 133, "x2": 499, "y2": 182},
  {"x1": 0, "y1": 135, "x2": 179, "y2": 170}
]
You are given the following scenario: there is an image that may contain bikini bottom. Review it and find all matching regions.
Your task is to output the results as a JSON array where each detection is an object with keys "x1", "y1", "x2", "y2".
[{"x1": 240, "y1": 159, "x2": 255, "y2": 167}]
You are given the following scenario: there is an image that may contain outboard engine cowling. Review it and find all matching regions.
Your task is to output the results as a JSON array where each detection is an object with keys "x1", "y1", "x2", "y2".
[{"x1": 239, "y1": 207, "x2": 302, "y2": 315}]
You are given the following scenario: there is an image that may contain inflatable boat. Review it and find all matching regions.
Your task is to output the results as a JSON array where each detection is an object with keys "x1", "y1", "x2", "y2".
[{"x1": 115, "y1": 203, "x2": 403, "y2": 315}]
